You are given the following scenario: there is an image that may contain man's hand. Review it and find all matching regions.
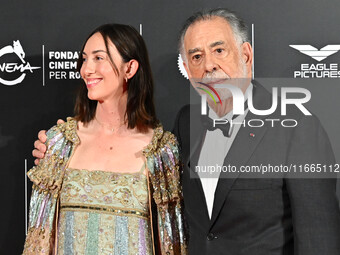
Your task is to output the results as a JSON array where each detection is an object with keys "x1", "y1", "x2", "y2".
[{"x1": 32, "y1": 119, "x2": 65, "y2": 165}]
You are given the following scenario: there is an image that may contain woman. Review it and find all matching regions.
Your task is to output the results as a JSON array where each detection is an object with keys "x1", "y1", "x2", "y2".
[{"x1": 23, "y1": 24, "x2": 187, "y2": 255}]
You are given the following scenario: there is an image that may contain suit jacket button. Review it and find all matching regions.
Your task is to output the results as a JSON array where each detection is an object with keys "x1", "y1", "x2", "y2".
[{"x1": 207, "y1": 233, "x2": 215, "y2": 241}]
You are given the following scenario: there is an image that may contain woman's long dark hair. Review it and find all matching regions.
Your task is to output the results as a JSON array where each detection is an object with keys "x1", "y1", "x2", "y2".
[{"x1": 74, "y1": 24, "x2": 158, "y2": 132}]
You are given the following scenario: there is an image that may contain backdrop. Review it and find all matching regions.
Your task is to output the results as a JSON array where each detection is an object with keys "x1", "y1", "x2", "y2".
[{"x1": 1, "y1": 0, "x2": 339, "y2": 253}]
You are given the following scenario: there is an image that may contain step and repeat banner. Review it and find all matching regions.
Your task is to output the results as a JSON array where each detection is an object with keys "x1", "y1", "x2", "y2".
[{"x1": 1, "y1": 0, "x2": 340, "y2": 253}]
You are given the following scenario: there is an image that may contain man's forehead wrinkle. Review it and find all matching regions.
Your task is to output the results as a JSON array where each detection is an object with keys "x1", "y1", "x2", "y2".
[
  {"x1": 188, "y1": 47, "x2": 202, "y2": 55},
  {"x1": 210, "y1": 41, "x2": 225, "y2": 48},
  {"x1": 186, "y1": 40, "x2": 226, "y2": 55}
]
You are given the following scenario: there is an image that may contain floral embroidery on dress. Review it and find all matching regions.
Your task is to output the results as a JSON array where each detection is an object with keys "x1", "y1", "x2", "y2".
[{"x1": 57, "y1": 168, "x2": 152, "y2": 254}]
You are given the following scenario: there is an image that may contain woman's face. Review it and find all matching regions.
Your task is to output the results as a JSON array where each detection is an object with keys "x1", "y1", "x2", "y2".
[{"x1": 80, "y1": 32, "x2": 126, "y2": 102}]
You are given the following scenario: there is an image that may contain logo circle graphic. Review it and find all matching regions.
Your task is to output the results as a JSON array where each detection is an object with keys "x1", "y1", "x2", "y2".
[{"x1": 177, "y1": 54, "x2": 188, "y2": 79}]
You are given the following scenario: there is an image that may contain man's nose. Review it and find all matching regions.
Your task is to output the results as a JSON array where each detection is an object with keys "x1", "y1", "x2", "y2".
[{"x1": 204, "y1": 54, "x2": 218, "y2": 73}]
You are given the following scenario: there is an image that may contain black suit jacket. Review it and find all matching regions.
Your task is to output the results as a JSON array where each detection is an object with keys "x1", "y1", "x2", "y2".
[{"x1": 173, "y1": 82, "x2": 340, "y2": 255}]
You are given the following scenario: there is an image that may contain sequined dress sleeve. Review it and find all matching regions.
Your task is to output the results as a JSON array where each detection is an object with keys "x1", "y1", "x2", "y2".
[
  {"x1": 143, "y1": 127, "x2": 188, "y2": 255},
  {"x1": 23, "y1": 118, "x2": 79, "y2": 255}
]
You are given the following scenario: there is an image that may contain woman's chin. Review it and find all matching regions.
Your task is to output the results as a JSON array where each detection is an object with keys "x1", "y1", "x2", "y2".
[{"x1": 87, "y1": 92, "x2": 100, "y2": 101}]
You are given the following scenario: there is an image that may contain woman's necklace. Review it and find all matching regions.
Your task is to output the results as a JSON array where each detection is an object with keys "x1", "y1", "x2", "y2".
[{"x1": 95, "y1": 116, "x2": 126, "y2": 132}]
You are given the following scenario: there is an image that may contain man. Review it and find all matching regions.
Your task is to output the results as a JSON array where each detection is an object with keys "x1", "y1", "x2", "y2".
[
  {"x1": 33, "y1": 8, "x2": 340, "y2": 255},
  {"x1": 172, "y1": 8, "x2": 340, "y2": 255}
]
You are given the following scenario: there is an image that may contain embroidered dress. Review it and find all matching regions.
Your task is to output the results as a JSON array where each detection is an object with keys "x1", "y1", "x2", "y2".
[
  {"x1": 57, "y1": 167, "x2": 152, "y2": 255},
  {"x1": 23, "y1": 118, "x2": 187, "y2": 255}
]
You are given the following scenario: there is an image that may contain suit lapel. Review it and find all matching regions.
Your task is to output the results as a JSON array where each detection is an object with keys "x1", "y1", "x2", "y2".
[
  {"x1": 209, "y1": 82, "x2": 272, "y2": 227},
  {"x1": 209, "y1": 120, "x2": 268, "y2": 226},
  {"x1": 186, "y1": 106, "x2": 210, "y2": 218}
]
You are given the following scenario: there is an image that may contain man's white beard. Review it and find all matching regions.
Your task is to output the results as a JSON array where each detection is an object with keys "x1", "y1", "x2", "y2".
[{"x1": 190, "y1": 57, "x2": 250, "y2": 117}]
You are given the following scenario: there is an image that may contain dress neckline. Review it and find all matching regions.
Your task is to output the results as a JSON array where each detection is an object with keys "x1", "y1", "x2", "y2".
[
  {"x1": 67, "y1": 163, "x2": 147, "y2": 176},
  {"x1": 71, "y1": 118, "x2": 163, "y2": 154},
  {"x1": 63, "y1": 117, "x2": 165, "y2": 156},
  {"x1": 64, "y1": 117, "x2": 164, "y2": 174}
]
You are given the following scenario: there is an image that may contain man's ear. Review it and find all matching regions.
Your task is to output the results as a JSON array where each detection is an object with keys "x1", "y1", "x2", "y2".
[
  {"x1": 241, "y1": 42, "x2": 253, "y2": 67},
  {"x1": 125, "y1": 59, "x2": 139, "y2": 79}
]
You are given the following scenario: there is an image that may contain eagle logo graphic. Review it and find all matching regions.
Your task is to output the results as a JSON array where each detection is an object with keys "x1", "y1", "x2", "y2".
[{"x1": 289, "y1": 45, "x2": 340, "y2": 62}]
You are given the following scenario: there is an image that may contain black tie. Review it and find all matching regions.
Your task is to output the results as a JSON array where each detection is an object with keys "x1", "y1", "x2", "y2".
[
  {"x1": 200, "y1": 101, "x2": 248, "y2": 137},
  {"x1": 200, "y1": 114, "x2": 235, "y2": 137}
]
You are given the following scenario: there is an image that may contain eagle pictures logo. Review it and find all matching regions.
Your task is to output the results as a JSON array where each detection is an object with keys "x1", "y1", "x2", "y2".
[{"x1": 290, "y1": 44, "x2": 340, "y2": 78}]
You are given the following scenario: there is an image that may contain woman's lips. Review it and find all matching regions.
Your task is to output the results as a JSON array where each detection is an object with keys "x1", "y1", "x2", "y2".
[{"x1": 86, "y1": 78, "x2": 102, "y2": 88}]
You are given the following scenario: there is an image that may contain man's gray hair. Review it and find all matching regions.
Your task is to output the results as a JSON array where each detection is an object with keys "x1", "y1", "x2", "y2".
[{"x1": 179, "y1": 8, "x2": 249, "y2": 61}]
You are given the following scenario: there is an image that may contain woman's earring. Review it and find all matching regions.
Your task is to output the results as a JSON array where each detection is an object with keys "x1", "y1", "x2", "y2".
[{"x1": 125, "y1": 77, "x2": 128, "y2": 83}]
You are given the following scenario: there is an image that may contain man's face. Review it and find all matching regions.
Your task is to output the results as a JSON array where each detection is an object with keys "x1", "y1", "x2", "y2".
[
  {"x1": 183, "y1": 17, "x2": 253, "y2": 116},
  {"x1": 183, "y1": 16, "x2": 252, "y2": 89}
]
